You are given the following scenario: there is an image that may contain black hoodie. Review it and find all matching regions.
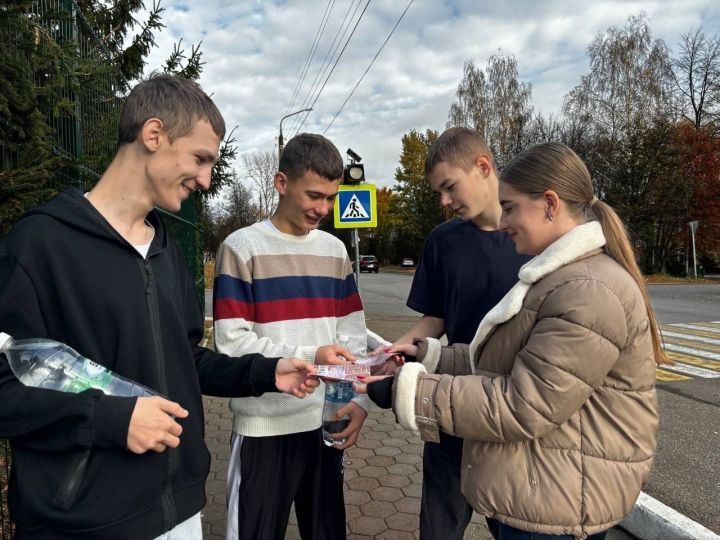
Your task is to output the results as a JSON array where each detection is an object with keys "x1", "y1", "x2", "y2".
[{"x1": 0, "y1": 188, "x2": 279, "y2": 539}]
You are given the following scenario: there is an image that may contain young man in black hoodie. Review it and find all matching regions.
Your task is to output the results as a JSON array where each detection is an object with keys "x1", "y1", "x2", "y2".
[{"x1": 0, "y1": 74, "x2": 319, "y2": 540}]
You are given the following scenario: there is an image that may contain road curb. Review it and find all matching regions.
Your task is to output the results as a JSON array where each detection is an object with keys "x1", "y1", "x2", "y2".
[{"x1": 621, "y1": 492, "x2": 719, "y2": 539}]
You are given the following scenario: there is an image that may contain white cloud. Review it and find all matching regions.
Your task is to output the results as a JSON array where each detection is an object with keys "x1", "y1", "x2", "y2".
[{"x1": 137, "y1": 0, "x2": 720, "y2": 189}]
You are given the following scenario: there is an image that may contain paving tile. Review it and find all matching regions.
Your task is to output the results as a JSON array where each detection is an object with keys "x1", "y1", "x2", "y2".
[
  {"x1": 363, "y1": 430, "x2": 391, "y2": 440},
  {"x1": 387, "y1": 463, "x2": 417, "y2": 476},
  {"x1": 389, "y1": 429, "x2": 413, "y2": 439},
  {"x1": 356, "y1": 438, "x2": 382, "y2": 449},
  {"x1": 346, "y1": 504, "x2": 362, "y2": 522},
  {"x1": 360, "y1": 500, "x2": 396, "y2": 519},
  {"x1": 366, "y1": 455, "x2": 396, "y2": 467},
  {"x1": 346, "y1": 476, "x2": 380, "y2": 491},
  {"x1": 375, "y1": 445, "x2": 401, "y2": 456},
  {"x1": 376, "y1": 530, "x2": 416, "y2": 540},
  {"x1": 344, "y1": 457, "x2": 367, "y2": 470},
  {"x1": 409, "y1": 470, "x2": 424, "y2": 483},
  {"x1": 344, "y1": 489, "x2": 372, "y2": 505},
  {"x1": 395, "y1": 452, "x2": 423, "y2": 464},
  {"x1": 358, "y1": 465, "x2": 387, "y2": 479},
  {"x1": 394, "y1": 496, "x2": 421, "y2": 515},
  {"x1": 402, "y1": 482, "x2": 423, "y2": 498},
  {"x1": 347, "y1": 447, "x2": 375, "y2": 459},
  {"x1": 404, "y1": 443, "x2": 424, "y2": 454},
  {"x1": 348, "y1": 515, "x2": 388, "y2": 536},
  {"x1": 382, "y1": 437, "x2": 409, "y2": 448},
  {"x1": 386, "y1": 511, "x2": 419, "y2": 532},
  {"x1": 379, "y1": 473, "x2": 412, "y2": 488},
  {"x1": 369, "y1": 485, "x2": 405, "y2": 502}
]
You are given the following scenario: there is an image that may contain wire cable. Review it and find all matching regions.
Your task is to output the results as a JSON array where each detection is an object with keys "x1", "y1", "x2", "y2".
[
  {"x1": 324, "y1": 0, "x2": 414, "y2": 134},
  {"x1": 291, "y1": 0, "x2": 372, "y2": 136},
  {"x1": 285, "y1": 0, "x2": 335, "y2": 116},
  {"x1": 288, "y1": 0, "x2": 364, "y2": 136}
]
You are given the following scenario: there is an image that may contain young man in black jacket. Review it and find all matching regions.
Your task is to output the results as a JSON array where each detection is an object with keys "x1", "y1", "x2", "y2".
[{"x1": 0, "y1": 74, "x2": 318, "y2": 540}]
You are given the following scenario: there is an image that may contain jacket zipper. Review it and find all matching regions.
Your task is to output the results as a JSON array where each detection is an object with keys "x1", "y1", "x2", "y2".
[
  {"x1": 523, "y1": 442, "x2": 539, "y2": 489},
  {"x1": 52, "y1": 449, "x2": 91, "y2": 509},
  {"x1": 141, "y1": 258, "x2": 178, "y2": 531}
]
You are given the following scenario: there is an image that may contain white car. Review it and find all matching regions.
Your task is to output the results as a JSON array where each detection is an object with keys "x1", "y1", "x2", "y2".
[{"x1": 401, "y1": 258, "x2": 414, "y2": 267}]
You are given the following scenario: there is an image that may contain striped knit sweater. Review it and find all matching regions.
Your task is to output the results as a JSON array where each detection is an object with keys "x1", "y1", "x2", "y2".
[{"x1": 213, "y1": 221, "x2": 368, "y2": 437}]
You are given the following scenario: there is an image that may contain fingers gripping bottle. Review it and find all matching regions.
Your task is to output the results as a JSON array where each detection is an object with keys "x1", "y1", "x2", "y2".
[
  {"x1": 321, "y1": 335, "x2": 354, "y2": 446},
  {"x1": 0, "y1": 332, "x2": 158, "y2": 397}
]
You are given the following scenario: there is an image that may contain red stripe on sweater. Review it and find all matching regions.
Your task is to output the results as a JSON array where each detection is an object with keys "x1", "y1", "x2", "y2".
[{"x1": 214, "y1": 293, "x2": 363, "y2": 324}]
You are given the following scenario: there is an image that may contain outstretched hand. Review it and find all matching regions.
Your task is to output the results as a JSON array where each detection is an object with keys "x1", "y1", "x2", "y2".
[
  {"x1": 353, "y1": 375, "x2": 394, "y2": 409},
  {"x1": 315, "y1": 344, "x2": 355, "y2": 365},
  {"x1": 275, "y1": 358, "x2": 319, "y2": 398}
]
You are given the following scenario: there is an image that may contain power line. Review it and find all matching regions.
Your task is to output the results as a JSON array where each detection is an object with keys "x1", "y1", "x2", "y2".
[
  {"x1": 324, "y1": 0, "x2": 415, "y2": 135},
  {"x1": 291, "y1": 0, "x2": 372, "y2": 137},
  {"x1": 288, "y1": 0, "x2": 364, "y2": 136},
  {"x1": 285, "y1": 0, "x2": 335, "y2": 116}
]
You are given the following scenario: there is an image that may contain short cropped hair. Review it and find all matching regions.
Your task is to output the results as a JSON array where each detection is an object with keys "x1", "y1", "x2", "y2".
[
  {"x1": 118, "y1": 73, "x2": 225, "y2": 145},
  {"x1": 279, "y1": 133, "x2": 344, "y2": 181},
  {"x1": 425, "y1": 127, "x2": 494, "y2": 176}
]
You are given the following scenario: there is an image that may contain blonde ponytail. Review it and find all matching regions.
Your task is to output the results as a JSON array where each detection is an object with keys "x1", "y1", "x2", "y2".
[
  {"x1": 501, "y1": 142, "x2": 668, "y2": 365},
  {"x1": 590, "y1": 200, "x2": 668, "y2": 365}
]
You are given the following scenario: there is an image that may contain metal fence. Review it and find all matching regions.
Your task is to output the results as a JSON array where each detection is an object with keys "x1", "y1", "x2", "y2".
[{"x1": 0, "y1": 2, "x2": 204, "y2": 535}]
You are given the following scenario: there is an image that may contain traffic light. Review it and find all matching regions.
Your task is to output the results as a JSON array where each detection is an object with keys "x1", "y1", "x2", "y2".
[
  {"x1": 344, "y1": 163, "x2": 364, "y2": 184},
  {"x1": 343, "y1": 148, "x2": 365, "y2": 184}
]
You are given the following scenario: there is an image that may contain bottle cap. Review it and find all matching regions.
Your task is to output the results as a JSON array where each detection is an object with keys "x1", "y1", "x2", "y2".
[{"x1": 0, "y1": 332, "x2": 12, "y2": 351}]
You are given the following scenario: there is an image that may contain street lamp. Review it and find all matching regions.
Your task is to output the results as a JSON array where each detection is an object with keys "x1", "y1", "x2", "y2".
[{"x1": 278, "y1": 108, "x2": 312, "y2": 161}]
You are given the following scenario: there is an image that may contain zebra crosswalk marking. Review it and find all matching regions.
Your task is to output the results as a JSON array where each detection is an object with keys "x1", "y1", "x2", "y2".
[
  {"x1": 662, "y1": 342, "x2": 720, "y2": 362},
  {"x1": 655, "y1": 369, "x2": 691, "y2": 382},
  {"x1": 664, "y1": 352, "x2": 720, "y2": 372},
  {"x1": 652, "y1": 321, "x2": 720, "y2": 381},
  {"x1": 661, "y1": 331, "x2": 720, "y2": 347},
  {"x1": 670, "y1": 323, "x2": 720, "y2": 336}
]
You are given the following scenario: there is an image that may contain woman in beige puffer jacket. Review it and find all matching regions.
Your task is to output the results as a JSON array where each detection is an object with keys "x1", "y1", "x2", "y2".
[{"x1": 357, "y1": 143, "x2": 665, "y2": 540}]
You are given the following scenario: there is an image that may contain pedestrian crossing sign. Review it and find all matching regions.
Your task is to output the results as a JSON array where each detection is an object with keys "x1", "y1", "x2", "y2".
[{"x1": 334, "y1": 184, "x2": 377, "y2": 228}]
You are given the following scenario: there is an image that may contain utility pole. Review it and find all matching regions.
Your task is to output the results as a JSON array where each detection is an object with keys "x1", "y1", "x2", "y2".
[{"x1": 278, "y1": 108, "x2": 312, "y2": 161}]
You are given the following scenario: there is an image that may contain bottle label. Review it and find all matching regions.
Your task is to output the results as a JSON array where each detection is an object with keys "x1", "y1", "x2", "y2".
[{"x1": 325, "y1": 380, "x2": 354, "y2": 403}]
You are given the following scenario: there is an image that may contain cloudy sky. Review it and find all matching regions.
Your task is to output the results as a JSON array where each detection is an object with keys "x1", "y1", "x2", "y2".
[{"x1": 141, "y1": 0, "x2": 720, "y2": 190}]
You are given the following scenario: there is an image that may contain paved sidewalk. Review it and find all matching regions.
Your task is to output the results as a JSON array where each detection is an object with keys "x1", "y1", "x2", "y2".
[{"x1": 200, "y1": 395, "x2": 493, "y2": 540}]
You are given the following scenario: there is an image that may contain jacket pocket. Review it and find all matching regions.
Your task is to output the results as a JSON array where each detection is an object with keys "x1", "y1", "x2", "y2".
[
  {"x1": 52, "y1": 448, "x2": 91, "y2": 510},
  {"x1": 522, "y1": 442, "x2": 539, "y2": 489}
]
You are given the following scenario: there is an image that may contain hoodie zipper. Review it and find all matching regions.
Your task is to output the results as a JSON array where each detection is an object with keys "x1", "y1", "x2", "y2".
[
  {"x1": 140, "y1": 258, "x2": 178, "y2": 531},
  {"x1": 523, "y1": 442, "x2": 540, "y2": 489},
  {"x1": 52, "y1": 449, "x2": 91, "y2": 509}
]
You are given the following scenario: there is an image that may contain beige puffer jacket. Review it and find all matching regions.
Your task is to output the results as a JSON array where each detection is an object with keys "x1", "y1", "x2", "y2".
[{"x1": 392, "y1": 222, "x2": 658, "y2": 538}]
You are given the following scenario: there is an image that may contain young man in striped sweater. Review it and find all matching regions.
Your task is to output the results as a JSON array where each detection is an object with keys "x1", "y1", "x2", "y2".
[{"x1": 214, "y1": 133, "x2": 370, "y2": 540}]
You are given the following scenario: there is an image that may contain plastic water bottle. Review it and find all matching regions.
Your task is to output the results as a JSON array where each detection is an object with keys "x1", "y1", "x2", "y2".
[
  {"x1": 321, "y1": 335, "x2": 355, "y2": 446},
  {"x1": 322, "y1": 379, "x2": 354, "y2": 446},
  {"x1": 0, "y1": 332, "x2": 158, "y2": 397}
]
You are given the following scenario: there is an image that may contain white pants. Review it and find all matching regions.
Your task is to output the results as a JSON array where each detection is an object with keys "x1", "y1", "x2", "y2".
[
  {"x1": 153, "y1": 512, "x2": 203, "y2": 540},
  {"x1": 226, "y1": 433, "x2": 244, "y2": 540}
]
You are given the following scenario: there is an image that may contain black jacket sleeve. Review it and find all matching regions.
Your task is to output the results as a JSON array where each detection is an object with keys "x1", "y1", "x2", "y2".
[{"x1": 177, "y1": 251, "x2": 281, "y2": 397}]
